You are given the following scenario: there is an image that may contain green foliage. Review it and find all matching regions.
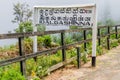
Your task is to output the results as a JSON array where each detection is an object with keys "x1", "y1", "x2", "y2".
[
  {"x1": 49, "y1": 51, "x2": 62, "y2": 66},
  {"x1": 97, "y1": 22, "x2": 103, "y2": 26},
  {"x1": 101, "y1": 37, "x2": 107, "y2": 48},
  {"x1": 36, "y1": 56, "x2": 50, "y2": 77},
  {"x1": 12, "y1": 2, "x2": 33, "y2": 33},
  {"x1": 24, "y1": 38, "x2": 33, "y2": 54},
  {"x1": 15, "y1": 21, "x2": 33, "y2": 33},
  {"x1": 0, "y1": 68, "x2": 25, "y2": 80},
  {"x1": 37, "y1": 24, "x2": 46, "y2": 32},
  {"x1": 0, "y1": 44, "x2": 16, "y2": 52},
  {"x1": 67, "y1": 48, "x2": 76, "y2": 59},
  {"x1": 81, "y1": 51, "x2": 88, "y2": 63},
  {"x1": 33, "y1": 77, "x2": 40, "y2": 80},
  {"x1": 69, "y1": 26, "x2": 79, "y2": 29},
  {"x1": 110, "y1": 39, "x2": 118, "y2": 48},
  {"x1": 12, "y1": 2, "x2": 32, "y2": 24},
  {"x1": 96, "y1": 45, "x2": 103, "y2": 56},
  {"x1": 43, "y1": 35, "x2": 52, "y2": 47},
  {"x1": 65, "y1": 33, "x2": 74, "y2": 44},
  {"x1": 37, "y1": 37, "x2": 44, "y2": 48},
  {"x1": 105, "y1": 19, "x2": 115, "y2": 26},
  {"x1": 51, "y1": 34, "x2": 61, "y2": 45}
]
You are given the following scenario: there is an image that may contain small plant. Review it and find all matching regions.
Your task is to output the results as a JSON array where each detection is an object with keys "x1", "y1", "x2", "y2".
[
  {"x1": 65, "y1": 33, "x2": 74, "y2": 44},
  {"x1": 43, "y1": 35, "x2": 52, "y2": 47},
  {"x1": 24, "y1": 38, "x2": 33, "y2": 54},
  {"x1": 33, "y1": 77, "x2": 40, "y2": 80},
  {"x1": 0, "y1": 68, "x2": 25, "y2": 80},
  {"x1": 37, "y1": 36, "x2": 44, "y2": 48},
  {"x1": 81, "y1": 51, "x2": 88, "y2": 63},
  {"x1": 37, "y1": 24, "x2": 46, "y2": 32},
  {"x1": 97, "y1": 45, "x2": 103, "y2": 56},
  {"x1": 110, "y1": 39, "x2": 118, "y2": 48},
  {"x1": 36, "y1": 56, "x2": 50, "y2": 77}
]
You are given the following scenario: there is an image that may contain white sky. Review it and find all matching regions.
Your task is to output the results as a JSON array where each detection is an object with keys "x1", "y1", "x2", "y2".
[{"x1": 0, "y1": 0, "x2": 120, "y2": 33}]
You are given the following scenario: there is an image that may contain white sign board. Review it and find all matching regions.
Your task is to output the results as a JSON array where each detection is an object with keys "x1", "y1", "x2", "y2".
[
  {"x1": 34, "y1": 4, "x2": 95, "y2": 27},
  {"x1": 33, "y1": 4, "x2": 97, "y2": 66}
]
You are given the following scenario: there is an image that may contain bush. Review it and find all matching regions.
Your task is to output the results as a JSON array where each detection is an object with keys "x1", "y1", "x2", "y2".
[
  {"x1": 65, "y1": 33, "x2": 74, "y2": 44},
  {"x1": 43, "y1": 35, "x2": 52, "y2": 47},
  {"x1": 37, "y1": 24, "x2": 46, "y2": 32},
  {"x1": 0, "y1": 68, "x2": 25, "y2": 80},
  {"x1": 15, "y1": 21, "x2": 33, "y2": 33},
  {"x1": 37, "y1": 37, "x2": 44, "y2": 48},
  {"x1": 24, "y1": 38, "x2": 33, "y2": 54}
]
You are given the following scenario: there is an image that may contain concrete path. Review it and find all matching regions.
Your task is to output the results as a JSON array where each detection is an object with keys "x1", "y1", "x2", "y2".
[{"x1": 45, "y1": 46, "x2": 120, "y2": 80}]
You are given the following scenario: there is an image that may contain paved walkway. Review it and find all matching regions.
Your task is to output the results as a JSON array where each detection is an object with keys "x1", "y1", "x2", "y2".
[{"x1": 45, "y1": 46, "x2": 120, "y2": 80}]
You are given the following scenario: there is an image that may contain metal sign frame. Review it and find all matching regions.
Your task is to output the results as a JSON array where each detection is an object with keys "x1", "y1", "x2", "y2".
[{"x1": 33, "y1": 3, "x2": 97, "y2": 67}]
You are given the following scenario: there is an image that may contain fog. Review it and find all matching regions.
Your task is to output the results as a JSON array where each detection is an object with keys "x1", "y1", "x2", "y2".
[
  {"x1": 0, "y1": 0, "x2": 120, "y2": 34},
  {"x1": 0, "y1": 0, "x2": 120, "y2": 46}
]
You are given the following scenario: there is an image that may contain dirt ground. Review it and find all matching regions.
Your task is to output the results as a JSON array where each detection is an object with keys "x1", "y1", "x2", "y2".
[{"x1": 45, "y1": 45, "x2": 120, "y2": 80}]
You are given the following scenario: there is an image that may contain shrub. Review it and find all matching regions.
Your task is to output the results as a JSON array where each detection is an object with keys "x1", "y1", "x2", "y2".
[
  {"x1": 23, "y1": 38, "x2": 33, "y2": 54},
  {"x1": 43, "y1": 35, "x2": 52, "y2": 47},
  {"x1": 96, "y1": 45, "x2": 103, "y2": 56},
  {"x1": 37, "y1": 37, "x2": 44, "y2": 48},
  {"x1": 37, "y1": 24, "x2": 46, "y2": 32},
  {"x1": 0, "y1": 68, "x2": 25, "y2": 80},
  {"x1": 15, "y1": 21, "x2": 33, "y2": 33},
  {"x1": 65, "y1": 33, "x2": 74, "y2": 44},
  {"x1": 81, "y1": 51, "x2": 89, "y2": 63}
]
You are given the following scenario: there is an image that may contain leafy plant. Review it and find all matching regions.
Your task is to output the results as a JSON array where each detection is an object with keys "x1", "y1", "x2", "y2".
[
  {"x1": 0, "y1": 68, "x2": 25, "y2": 80},
  {"x1": 110, "y1": 39, "x2": 118, "y2": 48},
  {"x1": 15, "y1": 21, "x2": 33, "y2": 33},
  {"x1": 81, "y1": 51, "x2": 88, "y2": 63},
  {"x1": 43, "y1": 35, "x2": 52, "y2": 47},
  {"x1": 96, "y1": 45, "x2": 103, "y2": 56},
  {"x1": 65, "y1": 33, "x2": 74, "y2": 44},
  {"x1": 23, "y1": 38, "x2": 33, "y2": 54},
  {"x1": 12, "y1": 2, "x2": 32, "y2": 24},
  {"x1": 37, "y1": 37, "x2": 44, "y2": 48},
  {"x1": 37, "y1": 24, "x2": 46, "y2": 32}
]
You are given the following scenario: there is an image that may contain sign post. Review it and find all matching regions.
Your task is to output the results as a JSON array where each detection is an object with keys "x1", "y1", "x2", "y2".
[
  {"x1": 92, "y1": 6, "x2": 97, "y2": 67},
  {"x1": 33, "y1": 4, "x2": 97, "y2": 67},
  {"x1": 33, "y1": 8, "x2": 38, "y2": 58}
]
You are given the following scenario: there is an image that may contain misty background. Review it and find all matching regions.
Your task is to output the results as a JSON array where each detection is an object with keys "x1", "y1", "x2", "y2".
[{"x1": 0, "y1": 0, "x2": 120, "y2": 46}]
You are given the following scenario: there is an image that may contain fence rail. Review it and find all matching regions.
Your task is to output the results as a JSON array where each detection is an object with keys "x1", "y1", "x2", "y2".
[{"x1": 0, "y1": 25, "x2": 120, "y2": 78}]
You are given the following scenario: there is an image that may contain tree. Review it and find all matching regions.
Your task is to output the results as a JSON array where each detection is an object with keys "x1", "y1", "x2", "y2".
[
  {"x1": 12, "y1": 2, "x2": 33, "y2": 33},
  {"x1": 12, "y1": 2, "x2": 32, "y2": 24}
]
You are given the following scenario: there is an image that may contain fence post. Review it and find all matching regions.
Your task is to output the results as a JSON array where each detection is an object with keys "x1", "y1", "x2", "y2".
[
  {"x1": 83, "y1": 30, "x2": 87, "y2": 51},
  {"x1": 61, "y1": 32, "x2": 66, "y2": 61},
  {"x1": 98, "y1": 28, "x2": 101, "y2": 46},
  {"x1": 107, "y1": 26, "x2": 110, "y2": 50},
  {"x1": 108, "y1": 26, "x2": 110, "y2": 38},
  {"x1": 115, "y1": 26, "x2": 118, "y2": 39},
  {"x1": 76, "y1": 47, "x2": 81, "y2": 68},
  {"x1": 18, "y1": 37, "x2": 26, "y2": 77}
]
